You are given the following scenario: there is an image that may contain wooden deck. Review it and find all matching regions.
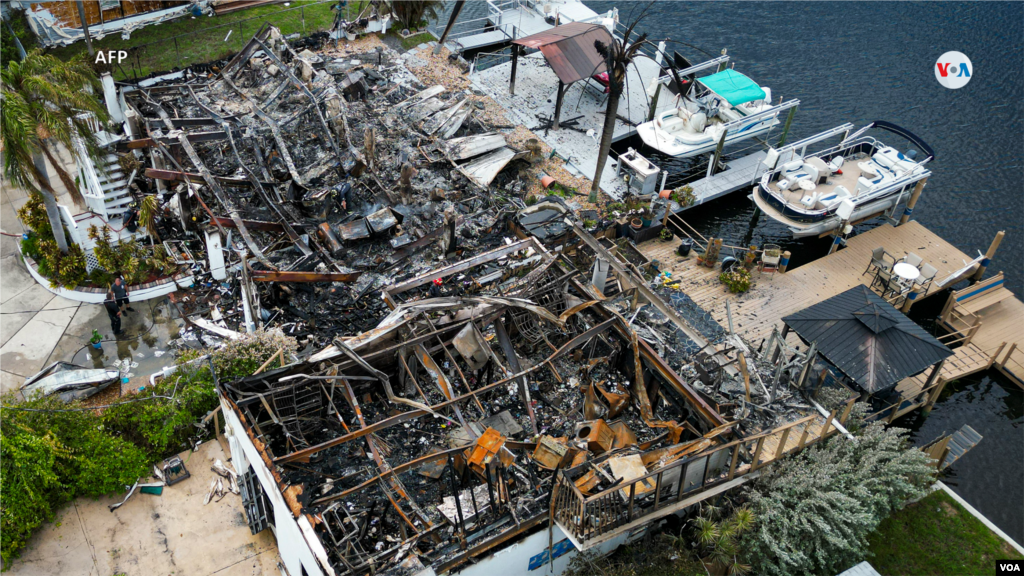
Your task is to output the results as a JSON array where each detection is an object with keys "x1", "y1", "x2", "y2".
[
  {"x1": 638, "y1": 220, "x2": 1023, "y2": 398},
  {"x1": 641, "y1": 221, "x2": 980, "y2": 342}
]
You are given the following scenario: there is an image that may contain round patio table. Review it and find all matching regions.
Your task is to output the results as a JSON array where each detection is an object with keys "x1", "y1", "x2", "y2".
[{"x1": 893, "y1": 262, "x2": 920, "y2": 286}]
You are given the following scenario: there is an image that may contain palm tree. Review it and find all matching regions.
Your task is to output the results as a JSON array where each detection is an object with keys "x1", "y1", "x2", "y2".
[
  {"x1": 1, "y1": 50, "x2": 109, "y2": 253},
  {"x1": 590, "y1": 13, "x2": 650, "y2": 203}
]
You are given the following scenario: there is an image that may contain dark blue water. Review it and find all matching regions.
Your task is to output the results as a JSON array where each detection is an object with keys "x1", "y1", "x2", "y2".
[{"x1": 433, "y1": 1, "x2": 1024, "y2": 542}]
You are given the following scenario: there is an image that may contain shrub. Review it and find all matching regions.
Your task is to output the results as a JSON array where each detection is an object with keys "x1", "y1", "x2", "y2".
[
  {"x1": 16, "y1": 193, "x2": 52, "y2": 237},
  {"x1": 17, "y1": 195, "x2": 88, "y2": 288},
  {"x1": 670, "y1": 185, "x2": 695, "y2": 207},
  {"x1": 741, "y1": 422, "x2": 934, "y2": 576},
  {"x1": 37, "y1": 240, "x2": 88, "y2": 288},
  {"x1": 88, "y1": 225, "x2": 179, "y2": 285},
  {"x1": 102, "y1": 330, "x2": 296, "y2": 459},
  {"x1": 719, "y1": 268, "x2": 751, "y2": 293},
  {"x1": 564, "y1": 537, "x2": 706, "y2": 576},
  {"x1": 1, "y1": 395, "x2": 149, "y2": 566}
]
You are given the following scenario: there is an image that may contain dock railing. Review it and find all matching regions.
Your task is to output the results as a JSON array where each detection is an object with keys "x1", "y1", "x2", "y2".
[
  {"x1": 443, "y1": 0, "x2": 525, "y2": 49},
  {"x1": 553, "y1": 407, "x2": 851, "y2": 547},
  {"x1": 997, "y1": 342, "x2": 1024, "y2": 385}
]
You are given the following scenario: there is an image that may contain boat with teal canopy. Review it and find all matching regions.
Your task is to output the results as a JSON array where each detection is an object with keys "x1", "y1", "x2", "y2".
[
  {"x1": 698, "y1": 69, "x2": 768, "y2": 106},
  {"x1": 636, "y1": 57, "x2": 798, "y2": 159}
]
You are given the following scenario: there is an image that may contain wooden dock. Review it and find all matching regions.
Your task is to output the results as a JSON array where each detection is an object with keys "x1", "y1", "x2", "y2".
[{"x1": 638, "y1": 221, "x2": 1023, "y2": 408}]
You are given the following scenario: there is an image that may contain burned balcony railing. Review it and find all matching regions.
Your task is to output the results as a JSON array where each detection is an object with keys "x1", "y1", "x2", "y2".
[{"x1": 552, "y1": 405, "x2": 855, "y2": 548}]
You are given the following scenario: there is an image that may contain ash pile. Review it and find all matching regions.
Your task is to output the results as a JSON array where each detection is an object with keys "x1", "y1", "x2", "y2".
[{"x1": 119, "y1": 24, "x2": 539, "y2": 348}]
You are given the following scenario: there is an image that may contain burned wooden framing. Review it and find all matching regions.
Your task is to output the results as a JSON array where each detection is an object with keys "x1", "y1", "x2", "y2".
[{"x1": 212, "y1": 225, "x2": 851, "y2": 574}]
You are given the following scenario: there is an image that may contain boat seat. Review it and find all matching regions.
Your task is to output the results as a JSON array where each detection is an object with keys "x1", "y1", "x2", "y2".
[
  {"x1": 779, "y1": 172, "x2": 812, "y2": 191},
  {"x1": 657, "y1": 115, "x2": 687, "y2": 132},
  {"x1": 799, "y1": 193, "x2": 820, "y2": 208},
  {"x1": 856, "y1": 177, "x2": 876, "y2": 195},
  {"x1": 805, "y1": 157, "x2": 830, "y2": 181},
  {"x1": 818, "y1": 185, "x2": 851, "y2": 210}
]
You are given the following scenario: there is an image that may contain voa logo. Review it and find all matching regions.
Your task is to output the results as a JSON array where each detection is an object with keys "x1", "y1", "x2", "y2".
[
  {"x1": 997, "y1": 559, "x2": 1023, "y2": 573},
  {"x1": 935, "y1": 51, "x2": 972, "y2": 89}
]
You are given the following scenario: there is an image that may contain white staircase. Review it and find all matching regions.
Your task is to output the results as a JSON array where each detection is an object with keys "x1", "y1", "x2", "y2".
[{"x1": 95, "y1": 153, "x2": 132, "y2": 220}]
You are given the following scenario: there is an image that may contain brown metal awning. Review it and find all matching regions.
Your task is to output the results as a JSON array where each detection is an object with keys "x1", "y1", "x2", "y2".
[{"x1": 513, "y1": 22, "x2": 613, "y2": 85}]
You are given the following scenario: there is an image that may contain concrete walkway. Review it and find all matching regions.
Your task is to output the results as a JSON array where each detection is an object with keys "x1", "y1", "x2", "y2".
[
  {"x1": 6, "y1": 439, "x2": 283, "y2": 575},
  {"x1": 0, "y1": 150, "x2": 181, "y2": 399}
]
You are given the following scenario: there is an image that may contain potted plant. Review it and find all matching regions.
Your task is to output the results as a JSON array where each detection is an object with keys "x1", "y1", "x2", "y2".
[
  {"x1": 630, "y1": 217, "x2": 643, "y2": 230},
  {"x1": 660, "y1": 228, "x2": 674, "y2": 241},
  {"x1": 89, "y1": 329, "x2": 103, "y2": 349},
  {"x1": 670, "y1": 185, "x2": 696, "y2": 207},
  {"x1": 639, "y1": 204, "x2": 654, "y2": 228},
  {"x1": 719, "y1": 268, "x2": 752, "y2": 293}
]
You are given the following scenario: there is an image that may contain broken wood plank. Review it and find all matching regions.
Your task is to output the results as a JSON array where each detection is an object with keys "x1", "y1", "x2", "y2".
[
  {"x1": 457, "y1": 146, "x2": 516, "y2": 188},
  {"x1": 250, "y1": 270, "x2": 362, "y2": 283},
  {"x1": 405, "y1": 97, "x2": 447, "y2": 123},
  {"x1": 422, "y1": 99, "x2": 467, "y2": 135},
  {"x1": 442, "y1": 133, "x2": 506, "y2": 161},
  {"x1": 395, "y1": 85, "x2": 445, "y2": 110},
  {"x1": 210, "y1": 217, "x2": 287, "y2": 233}
]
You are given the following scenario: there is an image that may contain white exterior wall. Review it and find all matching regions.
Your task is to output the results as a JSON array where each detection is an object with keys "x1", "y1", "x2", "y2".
[
  {"x1": 417, "y1": 518, "x2": 648, "y2": 576},
  {"x1": 221, "y1": 397, "x2": 336, "y2": 576}
]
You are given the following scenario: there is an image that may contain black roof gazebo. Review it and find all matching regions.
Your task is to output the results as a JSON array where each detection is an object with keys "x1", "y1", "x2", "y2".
[{"x1": 782, "y1": 285, "x2": 953, "y2": 396}]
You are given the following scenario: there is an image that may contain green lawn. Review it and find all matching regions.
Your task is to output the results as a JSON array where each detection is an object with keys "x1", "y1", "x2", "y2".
[
  {"x1": 48, "y1": 0, "x2": 360, "y2": 79},
  {"x1": 868, "y1": 489, "x2": 1023, "y2": 576},
  {"x1": 398, "y1": 31, "x2": 436, "y2": 50}
]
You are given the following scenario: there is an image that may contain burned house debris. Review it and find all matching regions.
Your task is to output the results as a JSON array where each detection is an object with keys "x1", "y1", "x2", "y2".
[
  {"x1": 215, "y1": 227, "x2": 855, "y2": 576},
  {"x1": 98, "y1": 24, "x2": 865, "y2": 576},
  {"x1": 119, "y1": 25, "x2": 531, "y2": 346}
]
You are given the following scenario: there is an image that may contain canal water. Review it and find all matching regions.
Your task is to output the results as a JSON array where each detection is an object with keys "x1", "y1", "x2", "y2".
[{"x1": 432, "y1": 0, "x2": 1023, "y2": 543}]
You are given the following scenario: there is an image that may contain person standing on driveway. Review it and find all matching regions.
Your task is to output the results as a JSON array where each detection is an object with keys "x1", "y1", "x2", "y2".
[
  {"x1": 111, "y1": 276, "x2": 134, "y2": 313},
  {"x1": 104, "y1": 290, "x2": 122, "y2": 335}
]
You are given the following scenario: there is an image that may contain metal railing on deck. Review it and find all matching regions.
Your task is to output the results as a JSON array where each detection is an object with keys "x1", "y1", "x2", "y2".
[{"x1": 553, "y1": 404, "x2": 853, "y2": 545}]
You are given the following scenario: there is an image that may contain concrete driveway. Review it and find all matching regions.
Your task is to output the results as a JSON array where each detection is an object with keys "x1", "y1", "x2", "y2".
[{"x1": 6, "y1": 439, "x2": 283, "y2": 576}]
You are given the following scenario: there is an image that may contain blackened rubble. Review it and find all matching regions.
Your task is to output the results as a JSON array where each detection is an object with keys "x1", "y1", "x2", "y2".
[
  {"x1": 213, "y1": 224, "x2": 845, "y2": 575},
  {"x1": 122, "y1": 25, "x2": 530, "y2": 344},
  {"x1": 110, "y1": 25, "x2": 859, "y2": 575}
]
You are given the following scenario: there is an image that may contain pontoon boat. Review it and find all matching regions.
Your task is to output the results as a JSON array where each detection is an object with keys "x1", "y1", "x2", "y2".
[{"x1": 751, "y1": 121, "x2": 934, "y2": 238}]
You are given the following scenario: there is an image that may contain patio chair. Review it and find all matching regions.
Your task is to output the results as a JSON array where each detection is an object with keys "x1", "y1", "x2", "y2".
[
  {"x1": 903, "y1": 252, "x2": 923, "y2": 268},
  {"x1": 759, "y1": 244, "x2": 782, "y2": 279},
  {"x1": 884, "y1": 275, "x2": 907, "y2": 299},
  {"x1": 870, "y1": 266, "x2": 893, "y2": 293},
  {"x1": 914, "y1": 263, "x2": 938, "y2": 291},
  {"x1": 862, "y1": 247, "x2": 895, "y2": 277}
]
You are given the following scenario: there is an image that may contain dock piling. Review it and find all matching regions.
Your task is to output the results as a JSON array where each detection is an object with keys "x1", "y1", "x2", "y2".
[
  {"x1": 778, "y1": 106, "x2": 797, "y2": 147},
  {"x1": 779, "y1": 250, "x2": 791, "y2": 273},
  {"x1": 901, "y1": 286, "x2": 924, "y2": 313},
  {"x1": 971, "y1": 230, "x2": 1004, "y2": 281},
  {"x1": 898, "y1": 178, "x2": 928, "y2": 224}
]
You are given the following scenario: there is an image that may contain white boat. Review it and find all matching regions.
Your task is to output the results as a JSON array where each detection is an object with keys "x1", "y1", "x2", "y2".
[
  {"x1": 751, "y1": 121, "x2": 934, "y2": 238},
  {"x1": 636, "y1": 62, "x2": 798, "y2": 159}
]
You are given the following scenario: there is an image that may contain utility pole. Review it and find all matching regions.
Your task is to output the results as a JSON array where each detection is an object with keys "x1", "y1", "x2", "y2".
[{"x1": 76, "y1": 1, "x2": 94, "y2": 56}]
